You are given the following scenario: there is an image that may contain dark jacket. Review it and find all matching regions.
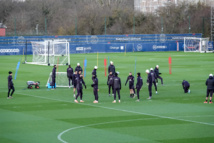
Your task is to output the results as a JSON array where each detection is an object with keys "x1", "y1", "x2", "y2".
[
  {"x1": 182, "y1": 80, "x2": 190, "y2": 88},
  {"x1": 113, "y1": 76, "x2": 121, "y2": 89},
  {"x1": 125, "y1": 75, "x2": 135, "y2": 85},
  {"x1": 108, "y1": 65, "x2": 115, "y2": 75},
  {"x1": 52, "y1": 67, "x2": 56, "y2": 78},
  {"x1": 8, "y1": 75, "x2": 14, "y2": 87},
  {"x1": 67, "y1": 67, "x2": 73, "y2": 77},
  {"x1": 107, "y1": 74, "x2": 114, "y2": 85},
  {"x1": 76, "y1": 76, "x2": 86, "y2": 89},
  {"x1": 75, "y1": 66, "x2": 83, "y2": 73},
  {"x1": 136, "y1": 76, "x2": 143, "y2": 89},
  {"x1": 91, "y1": 77, "x2": 98, "y2": 89},
  {"x1": 72, "y1": 74, "x2": 77, "y2": 85},
  {"x1": 92, "y1": 69, "x2": 97, "y2": 76},
  {"x1": 150, "y1": 71, "x2": 156, "y2": 82},
  {"x1": 154, "y1": 67, "x2": 159, "y2": 77},
  {"x1": 206, "y1": 76, "x2": 214, "y2": 90}
]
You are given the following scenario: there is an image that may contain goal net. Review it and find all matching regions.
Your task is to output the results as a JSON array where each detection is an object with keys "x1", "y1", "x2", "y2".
[
  {"x1": 184, "y1": 37, "x2": 212, "y2": 53},
  {"x1": 46, "y1": 72, "x2": 69, "y2": 88},
  {"x1": 25, "y1": 39, "x2": 70, "y2": 66}
]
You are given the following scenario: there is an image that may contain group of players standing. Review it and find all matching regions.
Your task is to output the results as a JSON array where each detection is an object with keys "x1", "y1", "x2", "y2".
[
  {"x1": 59, "y1": 61, "x2": 164, "y2": 103},
  {"x1": 7, "y1": 61, "x2": 213, "y2": 104}
]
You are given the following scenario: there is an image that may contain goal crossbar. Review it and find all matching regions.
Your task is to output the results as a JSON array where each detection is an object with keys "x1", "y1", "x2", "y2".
[{"x1": 184, "y1": 37, "x2": 213, "y2": 53}]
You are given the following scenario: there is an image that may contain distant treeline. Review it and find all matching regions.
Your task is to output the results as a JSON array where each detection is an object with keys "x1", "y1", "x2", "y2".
[{"x1": 0, "y1": 0, "x2": 210, "y2": 37}]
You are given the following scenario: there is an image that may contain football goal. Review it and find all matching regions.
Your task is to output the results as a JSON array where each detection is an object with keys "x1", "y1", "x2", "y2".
[
  {"x1": 25, "y1": 39, "x2": 70, "y2": 66},
  {"x1": 184, "y1": 37, "x2": 213, "y2": 53},
  {"x1": 46, "y1": 72, "x2": 69, "y2": 88}
]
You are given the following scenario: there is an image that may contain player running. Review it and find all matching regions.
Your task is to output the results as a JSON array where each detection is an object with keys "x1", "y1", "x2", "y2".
[
  {"x1": 204, "y1": 74, "x2": 214, "y2": 104},
  {"x1": 67, "y1": 65, "x2": 73, "y2": 88},
  {"x1": 125, "y1": 72, "x2": 136, "y2": 98},
  {"x1": 7, "y1": 71, "x2": 15, "y2": 99},
  {"x1": 91, "y1": 74, "x2": 99, "y2": 103},
  {"x1": 154, "y1": 65, "x2": 163, "y2": 85},
  {"x1": 182, "y1": 80, "x2": 190, "y2": 93},
  {"x1": 107, "y1": 72, "x2": 114, "y2": 96},
  {"x1": 74, "y1": 74, "x2": 86, "y2": 103},
  {"x1": 136, "y1": 72, "x2": 143, "y2": 102},
  {"x1": 112, "y1": 72, "x2": 121, "y2": 103},
  {"x1": 108, "y1": 61, "x2": 116, "y2": 75}
]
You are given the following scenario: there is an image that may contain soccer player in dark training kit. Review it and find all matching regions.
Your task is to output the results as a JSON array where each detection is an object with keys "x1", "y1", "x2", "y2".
[
  {"x1": 108, "y1": 61, "x2": 116, "y2": 75},
  {"x1": 92, "y1": 66, "x2": 98, "y2": 79},
  {"x1": 72, "y1": 71, "x2": 77, "y2": 97},
  {"x1": 204, "y1": 74, "x2": 214, "y2": 104},
  {"x1": 146, "y1": 69, "x2": 155, "y2": 100},
  {"x1": 74, "y1": 74, "x2": 86, "y2": 103},
  {"x1": 154, "y1": 65, "x2": 163, "y2": 85},
  {"x1": 112, "y1": 72, "x2": 121, "y2": 103},
  {"x1": 182, "y1": 80, "x2": 190, "y2": 93},
  {"x1": 52, "y1": 65, "x2": 56, "y2": 89},
  {"x1": 8, "y1": 71, "x2": 15, "y2": 99},
  {"x1": 67, "y1": 65, "x2": 73, "y2": 88},
  {"x1": 136, "y1": 72, "x2": 143, "y2": 101},
  {"x1": 125, "y1": 72, "x2": 136, "y2": 98},
  {"x1": 91, "y1": 74, "x2": 99, "y2": 103},
  {"x1": 75, "y1": 63, "x2": 83, "y2": 73},
  {"x1": 107, "y1": 72, "x2": 114, "y2": 96},
  {"x1": 150, "y1": 68, "x2": 158, "y2": 94}
]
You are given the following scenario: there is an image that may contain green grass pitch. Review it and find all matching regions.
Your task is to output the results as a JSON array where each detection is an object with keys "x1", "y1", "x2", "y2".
[{"x1": 0, "y1": 52, "x2": 214, "y2": 143}]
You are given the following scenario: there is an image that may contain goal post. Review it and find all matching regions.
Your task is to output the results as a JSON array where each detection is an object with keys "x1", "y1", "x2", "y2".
[
  {"x1": 46, "y1": 72, "x2": 69, "y2": 88},
  {"x1": 184, "y1": 37, "x2": 213, "y2": 53},
  {"x1": 25, "y1": 39, "x2": 70, "y2": 66}
]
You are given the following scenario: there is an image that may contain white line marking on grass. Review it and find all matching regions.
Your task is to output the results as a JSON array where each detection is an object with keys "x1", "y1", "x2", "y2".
[
  {"x1": 176, "y1": 115, "x2": 214, "y2": 118},
  {"x1": 58, "y1": 118, "x2": 159, "y2": 143},
  {"x1": 17, "y1": 92, "x2": 214, "y2": 126},
  {"x1": 15, "y1": 92, "x2": 214, "y2": 142}
]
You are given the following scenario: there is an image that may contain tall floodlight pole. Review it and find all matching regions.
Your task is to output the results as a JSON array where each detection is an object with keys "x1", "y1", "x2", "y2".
[
  {"x1": 189, "y1": 16, "x2": 191, "y2": 33},
  {"x1": 211, "y1": 6, "x2": 214, "y2": 42},
  {"x1": 161, "y1": 17, "x2": 164, "y2": 33},
  {"x1": 105, "y1": 17, "x2": 107, "y2": 35},
  {"x1": 75, "y1": 17, "x2": 77, "y2": 35},
  {"x1": 14, "y1": 18, "x2": 17, "y2": 36},
  {"x1": 35, "y1": 24, "x2": 39, "y2": 35},
  {"x1": 133, "y1": 16, "x2": 135, "y2": 34},
  {"x1": 45, "y1": 17, "x2": 47, "y2": 35}
]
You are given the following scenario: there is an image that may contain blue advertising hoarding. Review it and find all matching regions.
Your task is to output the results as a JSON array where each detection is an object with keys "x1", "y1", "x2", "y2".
[{"x1": 0, "y1": 33, "x2": 207, "y2": 55}]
